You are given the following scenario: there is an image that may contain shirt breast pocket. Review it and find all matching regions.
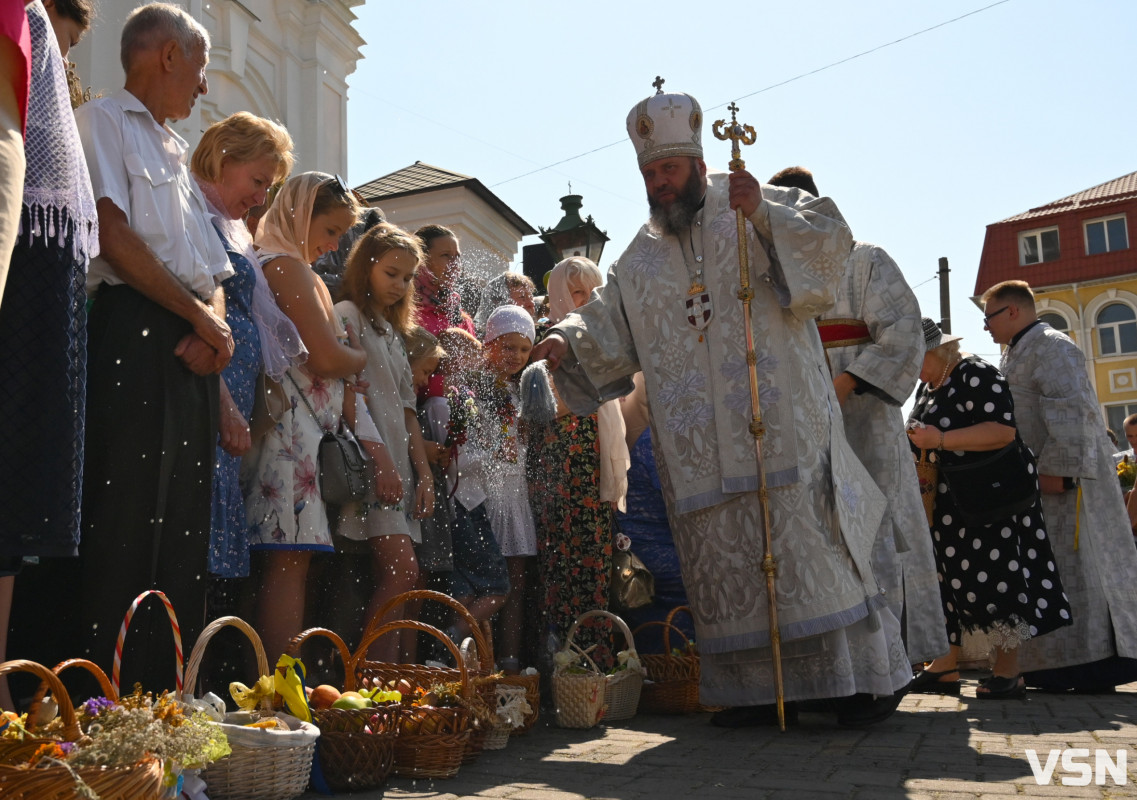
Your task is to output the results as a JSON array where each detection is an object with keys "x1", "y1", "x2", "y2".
[{"x1": 123, "y1": 151, "x2": 179, "y2": 240}]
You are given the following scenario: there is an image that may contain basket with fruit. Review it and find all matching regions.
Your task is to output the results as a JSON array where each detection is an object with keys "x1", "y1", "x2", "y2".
[
  {"x1": 359, "y1": 590, "x2": 498, "y2": 762},
  {"x1": 287, "y1": 627, "x2": 399, "y2": 793},
  {"x1": 352, "y1": 620, "x2": 472, "y2": 780}
]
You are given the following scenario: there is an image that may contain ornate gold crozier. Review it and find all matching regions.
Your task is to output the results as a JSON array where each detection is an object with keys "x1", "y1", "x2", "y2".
[{"x1": 712, "y1": 102, "x2": 787, "y2": 732}]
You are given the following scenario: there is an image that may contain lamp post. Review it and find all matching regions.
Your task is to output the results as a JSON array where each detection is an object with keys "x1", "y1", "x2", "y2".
[{"x1": 538, "y1": 193, "x2": 608, "y2": 266}]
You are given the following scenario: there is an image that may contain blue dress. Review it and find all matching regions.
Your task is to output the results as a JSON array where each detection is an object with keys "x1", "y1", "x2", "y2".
[{"x1": 209, "y1": 227, "x2": 262, "y2": 577}]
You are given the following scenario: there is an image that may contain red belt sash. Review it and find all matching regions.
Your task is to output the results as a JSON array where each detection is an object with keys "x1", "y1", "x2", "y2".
[{"x1": 817, "y1": 318, "x2": 871, "y2": 349}]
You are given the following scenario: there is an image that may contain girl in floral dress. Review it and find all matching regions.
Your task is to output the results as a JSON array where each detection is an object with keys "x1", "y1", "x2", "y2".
[
  {"x1": 335, "y1": 223, "x2": 436, "y2": 661},
  {"x1": 245, "y1": 172, "x2": 365, "y2": 661}
]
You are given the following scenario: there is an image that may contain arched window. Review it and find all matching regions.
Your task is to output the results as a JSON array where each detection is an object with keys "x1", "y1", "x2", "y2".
[
  {"x1": 1039, "y1": 312, "x2": 1069, "y2": 334},
  {"x1": 1097, "y1": 303, "x2": 1137, "y2": 356}
]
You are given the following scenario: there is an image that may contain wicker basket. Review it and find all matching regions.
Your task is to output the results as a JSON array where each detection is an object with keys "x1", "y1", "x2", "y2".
[
  {"x1": 288, "y1": 627, "x2": 397, "y2": 793},
  {"x1": 495, "y1": 672, "x2": 540, "y2": 734},
  {"x1": 183, "y1": 616, "x2": 319, "y2": 800},
  {"x1": 0, "y1": 658, "x2": 111, "y2": 768},
  {"x1": 354, "y1": 620, "x2": 472, "y2": 780},
  {"x1": 632, "y1": 606, "x2": 701, "y2": 714},
  {"x1": 0, "y1": 659, "x2": 164, "y2": 800},
  {"x1": 565, "y1": 610, "x2": 643, "y2": 722},
  {"x1": 361, "y1": 590, "x2": 496, "y2": 763},
  {"x1": 551, "y1": 643, "x2": 606, "y2": 729}
]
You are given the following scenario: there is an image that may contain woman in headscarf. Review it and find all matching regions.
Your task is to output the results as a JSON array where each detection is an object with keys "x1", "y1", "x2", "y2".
[
  {"x1": 530, "y1": 256, "x2": 630, "y2": 665},
  {"x1": 245, "y1": 171, "x2": 365, "y2": 660},
  {"x1": 191, "y1": 112, "x2": 304, "y2": 620},
  {"x1": 907, "y1": 318, "x2": 1071, "y2": 698}
]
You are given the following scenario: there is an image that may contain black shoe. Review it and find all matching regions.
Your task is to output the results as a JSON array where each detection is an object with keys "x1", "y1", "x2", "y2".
[
  {"x1": 834, "y1": 688, "x2": 907, "y2": 728},
  {"x1": 909, "y1": 668, "x2": 961, "y2": 695},
  {"x1": 710, "y1": 702, "x2": 799, "y2": 728}
]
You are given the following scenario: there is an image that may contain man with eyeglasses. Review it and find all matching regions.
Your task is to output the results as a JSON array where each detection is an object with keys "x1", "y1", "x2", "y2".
[{"x1": 981, "y1": 279, "x2": 1137, "y2": 693}]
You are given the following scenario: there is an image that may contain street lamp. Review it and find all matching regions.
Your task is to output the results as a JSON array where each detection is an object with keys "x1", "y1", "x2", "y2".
[{"x1": 538, "y1": 194, "x2": 608, "y2": 266}]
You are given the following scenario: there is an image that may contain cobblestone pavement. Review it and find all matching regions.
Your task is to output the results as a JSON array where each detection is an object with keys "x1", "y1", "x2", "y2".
[{"x1": 300, "y1": 676, "x2": 1137, "y2": 800}]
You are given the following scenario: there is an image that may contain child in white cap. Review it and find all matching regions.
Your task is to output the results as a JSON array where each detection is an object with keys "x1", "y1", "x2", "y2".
[{"x1": 475, "y1": 304, "x2": 539, "y2": 673}]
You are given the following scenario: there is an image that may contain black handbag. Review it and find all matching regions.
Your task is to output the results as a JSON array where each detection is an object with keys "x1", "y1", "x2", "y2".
[
  {"x1": 938, "y1": 437, "x2": 1040, "y2": 526},
  {"x1": 288, "y1": 375, "x2": 374, "y2": 506}
]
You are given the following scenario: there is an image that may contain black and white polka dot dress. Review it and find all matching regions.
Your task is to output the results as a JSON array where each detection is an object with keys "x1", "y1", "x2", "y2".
[{"x1": 910, "y1": 355, "x2": 1072, "y2": 648}]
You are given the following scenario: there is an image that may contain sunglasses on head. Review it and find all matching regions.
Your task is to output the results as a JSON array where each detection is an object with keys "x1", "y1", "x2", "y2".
[{"x1": 326, "y1": 174, "x2": 350, "y2": 197}]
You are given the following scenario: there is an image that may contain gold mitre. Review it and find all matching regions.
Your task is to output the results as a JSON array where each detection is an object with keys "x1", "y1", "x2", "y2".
[{"x1": 626, "y1": 76, "x2": 703, "y2": 168}]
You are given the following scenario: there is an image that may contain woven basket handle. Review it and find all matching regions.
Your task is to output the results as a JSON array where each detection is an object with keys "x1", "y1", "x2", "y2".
[
  {"x1": 629, "y1": 621, "x2": 694, "y2": 657},
  {"x1": 112, "y1": 590, "x2": 184, "y2": 697},
  {"x1": 28, "y1": 658, "x2": 117, "y2": 719},
  {"x1": 364, "y1": 589, "x2": 492, "y2": 673},
  {"x1": 564, "y1": 609, "x2": 636, "y2": 654},
  {"x1": 353, "y1": 620, "x2": 470, "y2": 698},
  {"x1": 0, "y1": 659, "x2": 81, "y2": 742},
  {"x1": 183, "y1": 616, "x2": 271, "y2": 710},
  {"x1": 287, "y1": 627, "x2": 354, "y2": 690},
  {"x1": 663, "y1": 606, "x2": 696, "y2": 654}
]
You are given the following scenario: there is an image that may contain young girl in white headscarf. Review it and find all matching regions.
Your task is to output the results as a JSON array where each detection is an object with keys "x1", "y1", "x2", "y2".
[
  {"x1": 245, "y1": 171, "x2": 369, "y2": 661},
  {"x1": 477, "y1": 305, "x2": 539, "y2": 674}
]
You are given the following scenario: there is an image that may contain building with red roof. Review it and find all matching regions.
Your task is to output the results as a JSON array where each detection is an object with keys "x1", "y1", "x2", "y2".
[{"x1": 974, "y1": 170, "x2": 1137, "y2": 432}]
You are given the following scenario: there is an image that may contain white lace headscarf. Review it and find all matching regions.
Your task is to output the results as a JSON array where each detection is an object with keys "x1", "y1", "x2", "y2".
[
  {"x1": 20, "y1": 1, "x2": 97, "y2": 262},
  {"x1": 196, "y1": 177, "x2": 307, "y2": 380}
]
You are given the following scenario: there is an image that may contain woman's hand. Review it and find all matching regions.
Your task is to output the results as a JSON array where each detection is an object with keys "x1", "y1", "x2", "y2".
[
  {"x1": 413, "y1": 478, "x2": 435, "y2": 519},
  {"x1": 218, "y1": 378, "x2": 252, "y2": 456},
  {"x1": 370, "y1": 443, "x2": 403, "y2": 505},
  {"x1": 906, "y1": 422, "x2": 943, "y2": 451}
]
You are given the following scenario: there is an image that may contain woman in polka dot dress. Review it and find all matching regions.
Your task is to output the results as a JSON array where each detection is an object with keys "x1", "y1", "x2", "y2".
[{"x1": 906, "y1": 318, "x2": 1071, "y2": 698}]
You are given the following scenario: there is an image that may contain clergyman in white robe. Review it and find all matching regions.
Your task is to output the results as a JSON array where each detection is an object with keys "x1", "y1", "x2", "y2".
[
  {"x1": 1000, "y1": 320, "x2": 1137, "y2": 689},
  {"x1": 550, "y1": 173, "x2": 913, "y2": 706},
  {"x1": 817, "y1": 241, "x2": 948, "y2": 665}
]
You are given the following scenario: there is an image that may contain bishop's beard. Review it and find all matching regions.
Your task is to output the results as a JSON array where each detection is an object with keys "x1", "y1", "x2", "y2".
[{"x1": 647, "y1": 168, "x2": 706, "y2": 238}]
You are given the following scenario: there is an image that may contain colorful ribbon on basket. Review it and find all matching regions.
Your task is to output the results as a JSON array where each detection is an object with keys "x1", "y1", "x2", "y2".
[{"x1": 112, "y1": 589, "x2": 183, "y2": 697}]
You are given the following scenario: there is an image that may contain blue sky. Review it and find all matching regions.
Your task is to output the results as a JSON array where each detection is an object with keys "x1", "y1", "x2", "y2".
[{"x1": 346, "y1": 0, "x2": 1135, "y2": 378}]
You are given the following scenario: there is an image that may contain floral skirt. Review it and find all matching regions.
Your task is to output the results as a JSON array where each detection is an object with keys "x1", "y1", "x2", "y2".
[{"x1": 529, "y1": 413, "x2": 615, "y2": 666}]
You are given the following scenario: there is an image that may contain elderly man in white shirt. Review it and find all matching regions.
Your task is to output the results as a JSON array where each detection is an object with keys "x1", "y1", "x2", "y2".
[{"x1": 72, "y1": 2, "x2": 234, "y2": 689}]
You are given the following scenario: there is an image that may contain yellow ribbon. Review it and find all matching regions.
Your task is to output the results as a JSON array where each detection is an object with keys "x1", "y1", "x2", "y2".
[
  {"x1": 273, "y1": 654, "x2": 313, "y2": 723},
  {"x1": 229, "y1": 675, "x2": 275, "y2": 713}
]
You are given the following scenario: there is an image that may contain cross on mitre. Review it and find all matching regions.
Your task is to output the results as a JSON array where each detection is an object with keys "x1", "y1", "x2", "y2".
[
  {"x1": 662, "y1": 97, "x2": 681, "y2": 118},
  {"x1": 653, "y1": 75, "x2": 665, "y2": 94}
]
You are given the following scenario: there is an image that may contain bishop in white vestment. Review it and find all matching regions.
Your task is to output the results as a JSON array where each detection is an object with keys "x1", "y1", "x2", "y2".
[{"x1": 533, "y1": 84, "x2": 912, "y2": 727}]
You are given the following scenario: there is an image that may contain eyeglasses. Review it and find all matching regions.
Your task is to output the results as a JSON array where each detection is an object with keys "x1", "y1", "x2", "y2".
[{"x1": 983, "y1": 305, "x2": 1010, "y2": 323}]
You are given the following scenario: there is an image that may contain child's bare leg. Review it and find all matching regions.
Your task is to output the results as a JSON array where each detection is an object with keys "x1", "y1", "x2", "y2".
[
  {"x1": 256, "y1": 550, "x2": 313, "y2": 663},
  {"x1": 364, "y1": 534, "x2": 419, "y2": 661}
]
